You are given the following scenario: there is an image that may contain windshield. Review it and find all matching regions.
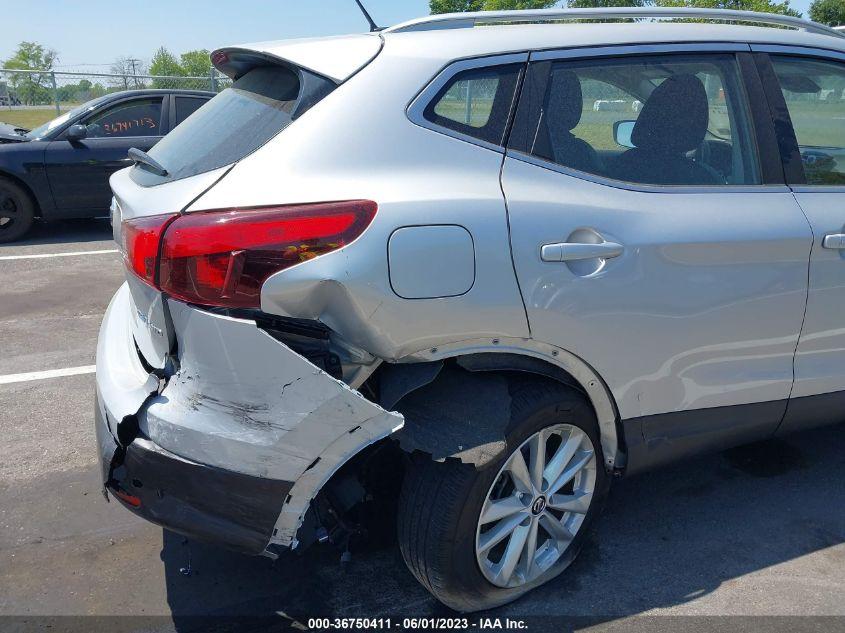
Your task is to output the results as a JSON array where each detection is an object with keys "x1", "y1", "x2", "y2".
[
  {"x1": 25, "y1": 94, "x2": 111, "y2": 140},
  {"x1": 132, "y1": 66, "x2": 322, "y2": 186}
]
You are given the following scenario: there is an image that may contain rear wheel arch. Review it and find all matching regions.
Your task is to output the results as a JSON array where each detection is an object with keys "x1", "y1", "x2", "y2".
[
  {"x1": 291, "y1": 346, "x2": 622, "y2": 556},
  {"x1": 389, "y1": 342, "x2": 623, "y2": 471}
]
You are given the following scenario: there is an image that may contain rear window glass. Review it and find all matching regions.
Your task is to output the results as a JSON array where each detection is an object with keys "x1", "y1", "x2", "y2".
[
  {"x1": 423, "y1": 64, "x2": 522, "y2": 146},
  {"x1": 131, "y1": 66, "x2": 304, "y2": 186}
]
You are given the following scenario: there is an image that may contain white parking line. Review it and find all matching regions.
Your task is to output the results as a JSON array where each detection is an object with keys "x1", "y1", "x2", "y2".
[
  {"x1": 0, "y1": 365, "x2": 96, "y2": 385},
  {"x1": 0, "y1": 249, "x2": 118, "y2": 261}
]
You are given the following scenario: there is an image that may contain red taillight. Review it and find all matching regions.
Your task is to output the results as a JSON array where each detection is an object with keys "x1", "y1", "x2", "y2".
[
  {"x1": 122, "y1": 200, "x2": 377, "y2": 309},
  {"x1": 122, "y1": 213, "x2": 177, "y2": 286}
]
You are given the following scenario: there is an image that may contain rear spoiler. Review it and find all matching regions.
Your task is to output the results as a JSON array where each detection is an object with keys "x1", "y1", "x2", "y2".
[{"x1": 212, "y1": 33, "x2": 383, "y2": 83}]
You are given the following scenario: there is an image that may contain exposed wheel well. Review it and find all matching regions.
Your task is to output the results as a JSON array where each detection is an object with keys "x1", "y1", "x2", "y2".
[
  {"x1": 365, "y1": 351, "x2": 624, "y2": 469},
  {"x1": 301, "y1": 360, "x2": 620, "y2": 551},
  {"x1": 384, "y1": 361, "x2": 597, "y2": 468}
]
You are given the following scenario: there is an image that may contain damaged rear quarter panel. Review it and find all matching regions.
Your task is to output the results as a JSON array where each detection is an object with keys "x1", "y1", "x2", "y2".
[
  {"x1": 139, "y1": 300, "x2": 403, "y2": 545},
  {"x1": 186, "y1": 44, "x2": 530, "y2": 361}
]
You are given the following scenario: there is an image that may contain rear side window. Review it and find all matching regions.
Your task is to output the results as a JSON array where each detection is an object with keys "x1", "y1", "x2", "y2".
[
  {"x1": 132, "y1": 66, "x2": 332, "y2": 186},
  {"x1": 771, "y1": 55, "x2": 845, "y2": 185},
  {"x1": 174, "y1": 96, "x2": 207, "y2": 126},
  {"x1": 423, "y1": 64, "x2": 522, "y2": 146}
]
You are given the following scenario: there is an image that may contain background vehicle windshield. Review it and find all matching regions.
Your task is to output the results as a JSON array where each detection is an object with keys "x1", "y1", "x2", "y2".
[{"x1": 24, "y1": 94, "x2": 111, "y2": 140}]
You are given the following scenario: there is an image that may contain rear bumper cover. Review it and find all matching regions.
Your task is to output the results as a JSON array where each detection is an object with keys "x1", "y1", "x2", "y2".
[
  {"x1": 95, "y1": 283, "x2": 403, "y2": 553},
  {"x1": 95, "y1": 399, "x2": 293, "y2": 555}
]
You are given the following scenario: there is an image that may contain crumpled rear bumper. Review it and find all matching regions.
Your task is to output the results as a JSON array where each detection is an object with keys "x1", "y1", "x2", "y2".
[
  {"x1": 95, "y1": 398, "x2": 293, "y2": 554},
  {"x1": 95, "y1": 283, "x2": 403, "y2": 554}
]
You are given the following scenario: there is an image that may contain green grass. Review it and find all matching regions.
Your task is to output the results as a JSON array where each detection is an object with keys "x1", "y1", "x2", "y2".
[
  {"x1": 433, "y1": 98, "x2": 496, "y2": 128},
  {"x1": 786, "y1": 101, "x2": 845, "y2": 148},
  {"x1": 0, "y1": 109, "x2": 57, "y2": 131},
  {"x1": 573, "y1": 109, "x2": 637, "y2": 150}
]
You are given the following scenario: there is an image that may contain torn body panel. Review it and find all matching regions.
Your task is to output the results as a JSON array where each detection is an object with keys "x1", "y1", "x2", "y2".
[
  {"x1": 126, "y1": 274, "x2": 175, "y2": 372},
  {"x1": 96, "y1": 283, "x2": 404, "y2": 552},
  {"x1": 96, "y1": 401, "x2": 294, "y2": 555},
  {"x1": 95, "y1": 284, "x2": 159, "y2": 423},
  {"x1": 142, "y1": 299, "x2": 403, "y2": 483}
]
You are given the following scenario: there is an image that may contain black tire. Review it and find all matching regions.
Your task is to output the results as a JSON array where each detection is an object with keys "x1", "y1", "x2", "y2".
[
  {"x1": 397, "y1": 379, "x2": 610, "y2": 612},
  {"x1": 0, "y1": 177, "x2": 35, "y2": 243}
]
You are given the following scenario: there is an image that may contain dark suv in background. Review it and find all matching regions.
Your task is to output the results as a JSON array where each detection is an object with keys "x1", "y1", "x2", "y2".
[{"x1": 0, "y1": 88, "x2": 213, "y2": 242}]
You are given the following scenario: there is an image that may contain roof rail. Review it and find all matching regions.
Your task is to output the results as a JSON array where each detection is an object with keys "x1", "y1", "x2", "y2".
[{"x1": 385, "y1": 7, "x2": 845, "y2": 39}]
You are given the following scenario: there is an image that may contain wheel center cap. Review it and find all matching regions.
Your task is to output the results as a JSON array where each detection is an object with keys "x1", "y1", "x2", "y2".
[{"x1": 531, "y1": 495, "x2": 547, "y2": 515}]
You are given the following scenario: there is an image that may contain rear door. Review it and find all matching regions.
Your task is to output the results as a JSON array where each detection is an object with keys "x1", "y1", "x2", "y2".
[
  {"x1": 502, "y1": 45, "x2": 812, "y2": 466},
  {"x1": 45, "y1": 95, "x2": 166, "y2": 214},
  {"x1": 752, "y1": 47, "x2": 845, "y2": 432}
]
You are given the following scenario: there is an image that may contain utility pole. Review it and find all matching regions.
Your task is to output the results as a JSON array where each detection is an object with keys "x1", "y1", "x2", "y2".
[{"x1": 128, "y1": 58, "x2": 141, "y2": 88}]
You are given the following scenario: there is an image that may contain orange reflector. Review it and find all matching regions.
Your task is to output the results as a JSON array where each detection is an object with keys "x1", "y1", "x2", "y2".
[{"x1": 111, "y1": 487, "x2": 142, "y2": 508}]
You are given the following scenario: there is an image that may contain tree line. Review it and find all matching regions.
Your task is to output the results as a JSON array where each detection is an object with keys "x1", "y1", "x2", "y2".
[
  {"x1": 430, "y1": 0, "x2": 845, "y2": 23},
  {"x1": 1, "y1": 42, "x2": 215, "y2": 106}
]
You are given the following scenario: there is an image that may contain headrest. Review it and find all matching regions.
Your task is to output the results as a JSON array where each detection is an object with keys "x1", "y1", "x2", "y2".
[
  {"x1": 546, "y1": 68, "x2": 583, "y2": 133},
  {"x1": 631, "y1": 74, "x2": 708, "y2": 153}
]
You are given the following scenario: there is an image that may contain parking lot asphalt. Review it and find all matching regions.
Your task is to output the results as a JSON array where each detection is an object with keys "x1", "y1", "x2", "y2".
[{"x1": 1, "y1": 219, "x2": 844, "y2": 632}]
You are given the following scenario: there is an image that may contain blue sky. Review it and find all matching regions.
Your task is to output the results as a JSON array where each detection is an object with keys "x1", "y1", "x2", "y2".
[
  {"x1": 1, "y1": 0, "x2": 816, "y2": 69},
  {"x1": 0, "y1": 0, "x2": 430, "y2": 68}
]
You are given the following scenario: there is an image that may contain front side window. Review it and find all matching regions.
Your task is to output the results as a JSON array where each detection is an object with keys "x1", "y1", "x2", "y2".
[
  {"x1": 83, "y1": 98, "x2": 163, "y2": 138},
  {"x1": 771, "y1": 55, "x2": 845, "y2": 186},
  {"x1": 510, "y1": 53, "x2": 761, "y2": 186},
  {"x1": 424, "y1": 64, "x2": 522, "y2": 146}
]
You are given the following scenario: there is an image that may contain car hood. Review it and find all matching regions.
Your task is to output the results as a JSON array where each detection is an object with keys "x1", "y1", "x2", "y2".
[{"x1": 0, "y1": 123, "x2": 28, "y2": 143}]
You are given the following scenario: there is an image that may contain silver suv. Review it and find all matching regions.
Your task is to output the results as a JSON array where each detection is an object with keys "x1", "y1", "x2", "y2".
[{"x1": 95, "y1": 8, "x2": 845, "y2": 612}]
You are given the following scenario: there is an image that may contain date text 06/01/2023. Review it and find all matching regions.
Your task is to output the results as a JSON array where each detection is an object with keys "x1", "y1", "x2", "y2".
[{"x1": 307, "y1": 618, "x2": 529, "y2": 630}]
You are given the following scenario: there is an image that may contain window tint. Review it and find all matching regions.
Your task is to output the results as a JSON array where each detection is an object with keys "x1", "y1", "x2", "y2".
[
  {"x1": 84, "y1": 98, "x2": 163, "y2": 138},
  {"x1": 131, "y1": 65, "x2": 332, "y2": 186},
  {"x1": 424, "y1": 64, "x2": 522, "y2": 146},
  {"x1": 772, "y1": 56, "x2": 845, "y2": 186},
  {"x1": 174, "y1": 96, "x2": 207, "y2": 126},
  {"x1": 511, "y1": 54, "x2": 760, "y2": 186}
]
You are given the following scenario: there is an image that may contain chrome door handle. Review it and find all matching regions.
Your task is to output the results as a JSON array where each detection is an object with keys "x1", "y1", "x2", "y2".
[
  {"x1": 822, "y1": 234, "x2": 845, "y2": 250},
  {"x1": 541, "y1": 241, "x2": 624, "y2": 262}
]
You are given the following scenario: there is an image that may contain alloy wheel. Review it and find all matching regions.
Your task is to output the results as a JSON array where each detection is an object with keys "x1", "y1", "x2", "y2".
[{"x1": 475, "y1": 424, "x2": 597, "y2": 588}]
